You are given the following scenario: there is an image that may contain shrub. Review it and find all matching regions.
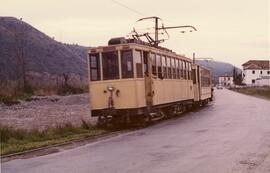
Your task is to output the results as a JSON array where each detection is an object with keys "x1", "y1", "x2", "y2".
[{"x1": 57, "y1": 84, "x2": 84, "y2": 96}]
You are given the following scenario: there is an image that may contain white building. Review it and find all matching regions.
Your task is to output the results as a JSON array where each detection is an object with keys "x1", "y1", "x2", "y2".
[
  {"x1": 242, "y1": 60, "x2": 270, "y2": 86},
  {"x1": 219, "y1": 74, "x2": 234, "y2": 86}
]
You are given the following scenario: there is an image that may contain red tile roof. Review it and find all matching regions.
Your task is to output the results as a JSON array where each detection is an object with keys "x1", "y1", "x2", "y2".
[{"x1": 242, "y1": 60, "x2": 270, "y2": 70}]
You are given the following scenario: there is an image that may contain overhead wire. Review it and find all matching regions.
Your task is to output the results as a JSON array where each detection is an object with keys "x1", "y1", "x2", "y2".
[{"x1": 111, "y1": 0, "x2": 145, "y2": 17}]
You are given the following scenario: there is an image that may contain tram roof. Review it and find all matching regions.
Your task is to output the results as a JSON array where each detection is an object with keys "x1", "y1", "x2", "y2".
[{"x1": 88, "y1": 38, "x2": 191, "y2": 62}]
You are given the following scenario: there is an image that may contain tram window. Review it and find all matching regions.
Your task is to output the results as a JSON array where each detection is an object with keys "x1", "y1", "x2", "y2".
[
  {"x1": 192, "y1": 69, "x2": 196, "y2": 84},
  {"x1": 135, "y1": 50, "x2": 143, "y2": 78},
  {"x1": 121, "y1": 50, "x2": 133, "y2": 79},
  {"x1": 162, "y1": 56, "x2": 167, "y2": 79},
  {"x1": 102, "y1": 51, "x2": 119, "y2": 80},
  {"x1": 183, "y1": 61, "x2": 186, "y2": 79},
  {"x1": 186, "y1": 62, "x2": 189, "y2": 80},
  {"x1": 186, "y1": 62, "x2": 188, "y2": 80},
  {"x1": 189, "y1": 63, "x2": 192, "y2": 80},
  {"x1": 143, "y1": 51, "x2": 148, "y2": 74},
  {"x1": 167, "y1": 57, "x2": 172, "y2": 79},
  {"x1": 176, "y1": 59, "x2": 179, "y2": 79},
  {"x1": 188, "y1": 63, "x2": 190, "y2": 80},
  {"x1": 171, "y1": 58, "x2": 176, "y2": 79},
  {"x1": 179, "y1": 60, "x2": 182, "y2": 79},
  {"x1": 157, "y1": 55, "x2": 162, "y2": 79},
  {"x1": 89, "y1": 53, "x2": 100, "y2": 81},
  {"x1": 151, "y1": 53, "x2": 157, "y2": 76},
  {"x1": 187, "y1": 62, "x2": 190, "y2": 80}
]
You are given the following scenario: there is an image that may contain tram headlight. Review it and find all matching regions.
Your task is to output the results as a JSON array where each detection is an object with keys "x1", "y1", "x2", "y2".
[{"x1": 107, "y1": 85, "x2": 115, "y2": 91}]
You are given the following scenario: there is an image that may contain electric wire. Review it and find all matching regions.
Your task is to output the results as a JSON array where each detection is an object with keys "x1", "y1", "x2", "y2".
[{"x1": 111, "y1": 0, "x2": 145, "y2": 17}]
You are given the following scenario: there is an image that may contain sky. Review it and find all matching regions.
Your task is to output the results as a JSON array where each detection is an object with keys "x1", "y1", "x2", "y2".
[{"x1": 0, "y1": 0, "x2": 269, "y2": 68}]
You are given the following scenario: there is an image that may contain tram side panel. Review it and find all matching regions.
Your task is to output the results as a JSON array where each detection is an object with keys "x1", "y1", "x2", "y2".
[{"x1": 90, "y1": 80, "x2": 140, "y2": 112}]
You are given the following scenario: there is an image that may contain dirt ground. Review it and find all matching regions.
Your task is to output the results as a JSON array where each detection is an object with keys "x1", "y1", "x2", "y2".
[{"x1": 0, "y1": 94, "x2": 97, "y2": 131}]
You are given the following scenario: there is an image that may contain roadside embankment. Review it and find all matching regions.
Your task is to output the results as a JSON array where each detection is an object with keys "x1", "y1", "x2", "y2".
[
  {"x1": 0, "y1": 94, "x2": 97, "y2": 131},
  {"x1": 230, "y1": 86, "x2": 270, "y2": 100}
]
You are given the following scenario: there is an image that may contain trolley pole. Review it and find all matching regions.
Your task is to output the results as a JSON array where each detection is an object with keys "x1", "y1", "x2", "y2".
[{"x1": 154, "y1": 17, "x2": 159, "y2": 47}]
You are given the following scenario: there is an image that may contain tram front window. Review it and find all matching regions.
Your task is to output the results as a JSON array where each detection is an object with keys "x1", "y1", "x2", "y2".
[
  {"x1": 89, "y1": 53, "x2": 100, "y2": 81},
  {"x1": 135, "y1": 50, "x2": 143, "y2": 78},
  {"x1": 102, "y1": 51, "x2": 119, "y2": 80},
  {"x1": 121, "y1": 50, "x2": 133, "y2": 79}
]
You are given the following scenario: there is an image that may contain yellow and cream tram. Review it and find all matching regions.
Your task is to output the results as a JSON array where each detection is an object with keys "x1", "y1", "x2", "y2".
[{"x1": 88, "y1": 38, "x2": 212, "y2": 124}]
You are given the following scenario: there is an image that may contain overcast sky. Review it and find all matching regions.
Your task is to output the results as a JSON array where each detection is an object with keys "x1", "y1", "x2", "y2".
[{"x1": 1, "y1": 0, "x2": 269, "y2": 68}]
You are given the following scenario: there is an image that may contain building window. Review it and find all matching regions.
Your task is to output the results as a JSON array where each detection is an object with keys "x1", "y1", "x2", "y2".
[
  {"x1": 252, "y1": 70, "x2": 255, "y2": 74},
  {"x1": 252, "y1": 79, "x2": 255, "y2": 84},
  {"x1": 121, "y1": 50, "x2": 133, "y2": 79},
  {"x1": 260, "y1": 71, "x2": 263, "y2": 74},
  {"x1": 268, "y1": 71, "x2": 270, "y2": 75},
  {"x1": 102, "y1": 51, "x2": 119, "y2": 80},
  {"x1": 89, "y1": 53, "x2": 100, "y2": 81},
  {"x1": 134, "y1": 50, "x2": 143, "y2": 78},
  {"x1": 228, "y1": 77, "x2": 230, "y2": 81}
]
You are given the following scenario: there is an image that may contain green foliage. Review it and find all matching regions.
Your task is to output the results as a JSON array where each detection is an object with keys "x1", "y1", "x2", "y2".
[
  {"x1": 23, "y1": 83, "x2": 34, "y2": 95},
  {"x1": 57, "y1": 84, "x2": 84, "y2": 96},
  {"x1": 0, "y1": 93, "x2": 32, "y2": 105},
  {"x1": 0, "y1": 123, "x2": 107, "y2": 155}
]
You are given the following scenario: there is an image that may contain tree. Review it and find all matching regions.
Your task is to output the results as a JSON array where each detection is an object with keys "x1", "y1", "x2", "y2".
[
  {"x1": 233, "y1": 67, "x2": 243, "y2": 85},
  {"x1": 12, "y1": 22, "x2": 31, "y2": 93}
]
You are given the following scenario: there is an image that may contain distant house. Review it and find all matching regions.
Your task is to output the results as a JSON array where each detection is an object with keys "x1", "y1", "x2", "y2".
[
  {"x1": 242, "y1": 60, "x2": 270, "y2": 86},
  {"x1": 219, "y1": 74, "x2": 234, "y2": 86}
]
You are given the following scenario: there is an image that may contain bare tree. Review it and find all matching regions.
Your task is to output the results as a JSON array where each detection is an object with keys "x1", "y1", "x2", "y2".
[
  {"x1": 12, "y1": 22, "x2": 29, "y2": 93},
  {"x1": 63, "y1": 73, "x2": 69, "y2": 86}
]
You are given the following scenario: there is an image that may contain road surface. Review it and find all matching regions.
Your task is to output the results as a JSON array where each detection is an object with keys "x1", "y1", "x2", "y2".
[{"x1": 2, "y1": 89, "x2": 270, "y2": 173}]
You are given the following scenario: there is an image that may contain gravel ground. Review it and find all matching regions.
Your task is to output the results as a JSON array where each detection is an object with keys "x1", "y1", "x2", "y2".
[{"x1": 0, "y1": 94, "x2": 97, "y2": 131}]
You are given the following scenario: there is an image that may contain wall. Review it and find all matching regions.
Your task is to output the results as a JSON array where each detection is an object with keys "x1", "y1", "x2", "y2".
[{"x1": 243, "y1": 69, "x2": 270, "y2": 86}]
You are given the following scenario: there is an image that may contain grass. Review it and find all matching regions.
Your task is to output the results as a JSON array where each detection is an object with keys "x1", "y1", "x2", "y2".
[
  {"x1": 231, "y1": 86, "x2": 270, "y2": 100},
  {"x1": 0, "y1": 94, "x2": 33, "y2": 105},
  {"x1": 0, "y1": 123, "x2": 108, "y2": 155}
]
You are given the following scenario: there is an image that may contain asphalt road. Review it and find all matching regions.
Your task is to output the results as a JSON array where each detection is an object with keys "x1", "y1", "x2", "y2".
[{"x1": 2, "y1": 89, "x2": 270, "y2": 173}]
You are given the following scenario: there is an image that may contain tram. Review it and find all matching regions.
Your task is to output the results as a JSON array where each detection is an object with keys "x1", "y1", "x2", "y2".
[{"x1": 88, "y1": 37, "x2": 213, "y2": 124}]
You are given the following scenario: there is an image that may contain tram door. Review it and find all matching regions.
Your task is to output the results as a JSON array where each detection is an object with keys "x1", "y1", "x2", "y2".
[{"x1": 144, "y1": 51, "x2": 153, "y2": 107}]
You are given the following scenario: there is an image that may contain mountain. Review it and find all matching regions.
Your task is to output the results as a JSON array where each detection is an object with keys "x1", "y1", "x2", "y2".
[
  {"x1": 195, "y1": 60, "x2": 242, "y2": 84},
  {"x1": 0, "y1": 17, "x2": 89, "y2": 94}
]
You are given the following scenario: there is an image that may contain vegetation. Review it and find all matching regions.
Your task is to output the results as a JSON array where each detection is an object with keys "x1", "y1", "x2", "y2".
[
  {"x1": 57, "y1": 84, "x2": 84, "y2": 96},
  {"x1": 231, "y1": 86, "x2": 270, "y2": 100},
  {"x1": 0, "y1": 93, "x2": 33, "y2": 105},
  {"x1": 0, "y1": 123, "x2": 108, "y2": 155}
]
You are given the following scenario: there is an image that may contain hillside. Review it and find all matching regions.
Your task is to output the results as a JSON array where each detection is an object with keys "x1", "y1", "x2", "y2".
[
  {"x1": 195, "y1": 60, "x2": 242, "y2": 83},
  {"x1": 0, "y1": 17, "x2": 88, "y2": 95}
]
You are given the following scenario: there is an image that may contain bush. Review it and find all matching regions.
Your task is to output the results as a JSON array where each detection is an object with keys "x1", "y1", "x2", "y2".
[
  {"x1": 0, "y1": 126, "x2": 27, "y2": 143},
  {"x1": 0, "y1": 94, "x2": 33, "y2": 105},
  {"x1": 57, "y1": 84, "x2": 84, "y2": 96}
]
